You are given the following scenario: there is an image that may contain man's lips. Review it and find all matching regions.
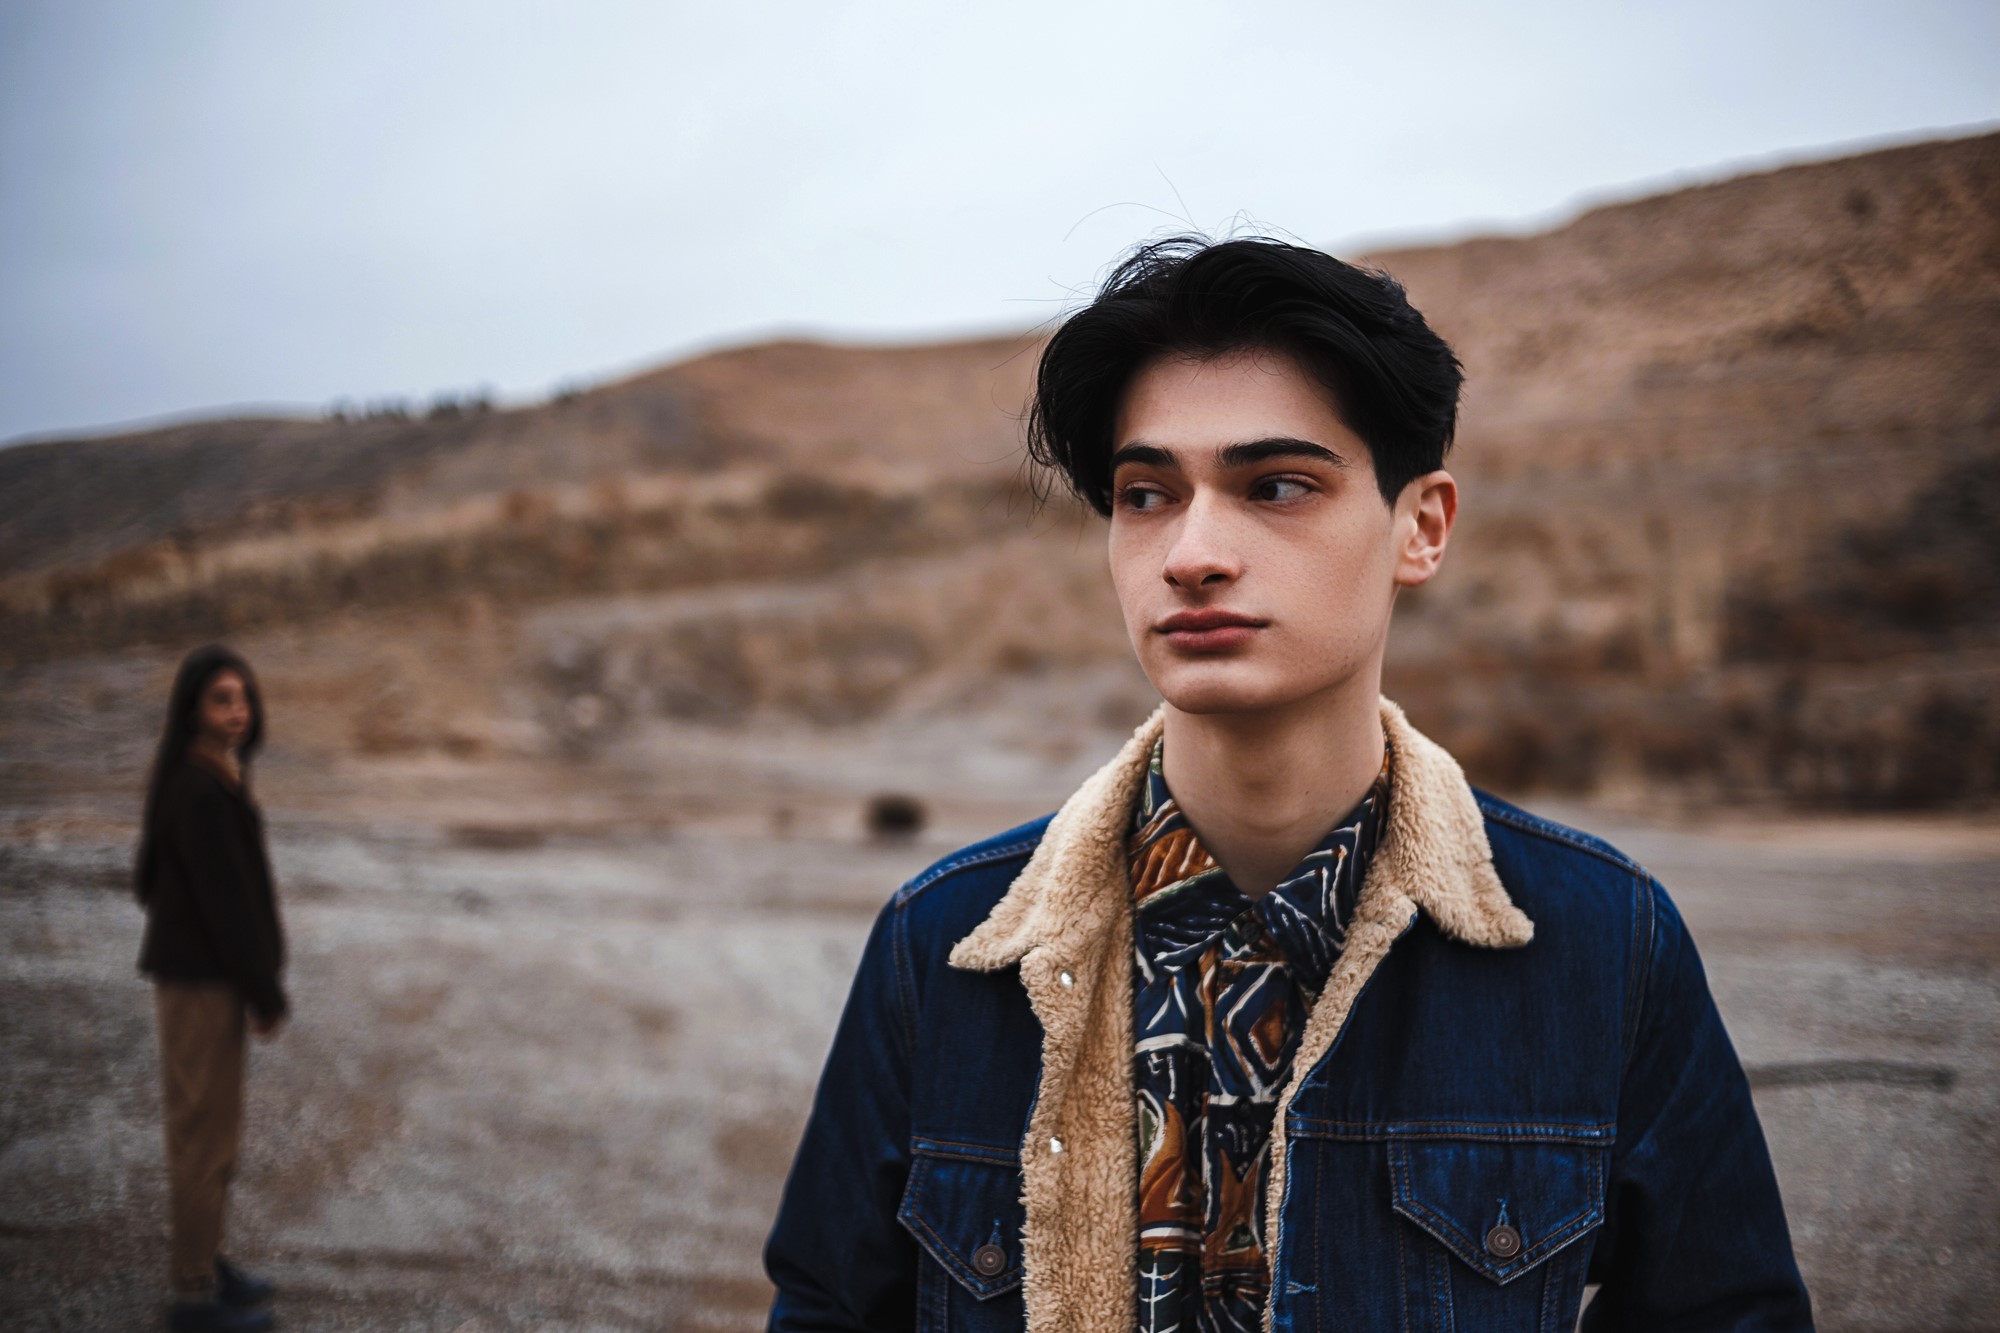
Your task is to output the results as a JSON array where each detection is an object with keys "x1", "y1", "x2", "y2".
[{"x1": 1155, "y1": 609, "x2": 1267, "y2": 652}]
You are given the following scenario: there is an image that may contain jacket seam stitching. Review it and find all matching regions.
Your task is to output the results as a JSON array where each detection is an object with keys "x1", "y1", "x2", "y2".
[
  {"x1": 1287, "y1": 1117, "x2": 1615, "y2": 1134},
  {"x1": 1396, "y1": 1210, "x2": 1412, "y2": 1332},
  {"x1": 1478, "y1": 804, "x2": 1648, "y2": 877},
  {"x1": 911, "y1": 1137, "x2": 1021, "y2": 1165},
  {"x1": 1288, "y1": 1124, "x2": 1614, "y2": 1145},
  {"x1": 891, "y1": 897, "x2": 918, "y2": 1062},
  {"x1": 1620, "y1": 875, "x2": 1660, "y2": 1083},
  {"x1": 895, "y1": 838, "x2": 1041, "y2": 903},
  {"x1": 1312, "y1": 1136, "x2": 1324, "y2": 1326}
]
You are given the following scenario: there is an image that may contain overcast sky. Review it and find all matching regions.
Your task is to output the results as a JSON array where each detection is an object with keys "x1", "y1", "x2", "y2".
[{"x1": 2, "y1": 0, "x2": 1994, "y2": 444}]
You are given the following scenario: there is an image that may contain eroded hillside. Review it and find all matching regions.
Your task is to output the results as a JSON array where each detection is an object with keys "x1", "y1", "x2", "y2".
[{"x1": 4, "y1": 132, "x2": 1996, "y2": 807}]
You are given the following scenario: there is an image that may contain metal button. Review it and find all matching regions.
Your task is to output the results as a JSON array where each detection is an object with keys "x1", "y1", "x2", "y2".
[
  {"x1": 971, "y1": 1242, "x2": 1007, "y2": 1277},
  {"x1": 1058, "y1": 971, "x2": 1074, "y2": 988},
  {"x1": 1048, "y1": 1136, "x2": 1064, "y2": 1155},
  {"x1": 1485, "y1": 1223, "x2": 1522, "y2": 1258}
]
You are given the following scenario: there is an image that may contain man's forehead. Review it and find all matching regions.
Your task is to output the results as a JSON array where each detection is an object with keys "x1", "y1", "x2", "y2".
[{"x1": 1114, "y1": 349, "x2": 1354, "y2": 449}]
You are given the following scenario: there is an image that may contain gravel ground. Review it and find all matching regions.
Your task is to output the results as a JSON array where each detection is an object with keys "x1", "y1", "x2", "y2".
[{"x1": 2, "y1": 692, "x2": 1996, "y2": 1331}]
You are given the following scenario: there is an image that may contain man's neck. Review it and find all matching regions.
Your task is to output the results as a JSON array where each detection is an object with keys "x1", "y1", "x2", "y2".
[{"x1": 1160, "y1": 674, "x2": 1385, "y2": 899}]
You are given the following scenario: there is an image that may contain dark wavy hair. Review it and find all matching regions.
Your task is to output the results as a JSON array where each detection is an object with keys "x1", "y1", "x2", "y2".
[
  {"x1": 134, "y1": 643, "x2": 264, "y2": 904},
  {"x1": 1026, "y1": 235, "x2": 1464, "y2": 512}
]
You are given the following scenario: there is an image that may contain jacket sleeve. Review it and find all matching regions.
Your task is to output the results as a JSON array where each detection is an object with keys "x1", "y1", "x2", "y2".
[
  {"x1": 1582, "y1": 879, "x2": 1813, "y2": 1332},
  {"x1": 171, "y1": 778, "x2": 289, "y2": 1021},
  {"x1": 764, "y1": 893, "x2": 920, "y2": 1332}
]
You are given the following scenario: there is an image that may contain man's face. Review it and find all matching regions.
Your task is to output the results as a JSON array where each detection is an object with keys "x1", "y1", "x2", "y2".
[{"x1": 1107, "y1": 347, "x2": 1453, "y2": 717}]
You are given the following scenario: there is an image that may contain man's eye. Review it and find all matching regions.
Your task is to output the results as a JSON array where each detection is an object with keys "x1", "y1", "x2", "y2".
[
  {"x1": 1119, "y1": 485, "x2": 1170, "y2": 511},
  {"x1": 1254, "y1": 477, "x2": 1311, "y2": 502}
]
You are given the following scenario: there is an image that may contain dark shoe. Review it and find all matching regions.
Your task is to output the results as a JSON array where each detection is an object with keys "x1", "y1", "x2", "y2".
[
  {"x1": 166, "y1": 1296, "x2": 275, "y2": 1331},
  {"x1": 215, "y1": 1256, "x2": 276, "y2": 1306}
]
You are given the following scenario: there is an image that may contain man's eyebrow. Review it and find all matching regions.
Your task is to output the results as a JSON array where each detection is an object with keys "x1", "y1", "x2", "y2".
[
  {"x1": 1110, "y1": 438, "x2": 1348, "y2": 472},
  {"x1": 1109, "y1": 442, "x2": 1177, "y2": 470},
  {"x1": 1217, "y1": 437, "x2": 1349, "y2": 469}
]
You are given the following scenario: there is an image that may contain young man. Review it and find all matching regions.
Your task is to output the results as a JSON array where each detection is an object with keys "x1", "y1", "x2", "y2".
[{"x1": 764, "y1": 238, "x2": 1812, "y2": 1332}]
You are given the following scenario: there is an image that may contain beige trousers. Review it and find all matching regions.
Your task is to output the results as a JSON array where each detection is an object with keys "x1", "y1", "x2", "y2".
[{"x1": 155, "y1": 981, "x2": 246, "y2": 1294}]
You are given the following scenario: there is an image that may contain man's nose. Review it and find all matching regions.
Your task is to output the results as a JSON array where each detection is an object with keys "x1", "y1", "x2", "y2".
[{"x1": 1161, "y1": 493, "x2": 1242, "y2": 591}]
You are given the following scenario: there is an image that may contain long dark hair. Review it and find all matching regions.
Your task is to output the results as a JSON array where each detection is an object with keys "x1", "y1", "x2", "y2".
[{"x1": 135, "y1": 643, "x2": 265, "y2": 904}]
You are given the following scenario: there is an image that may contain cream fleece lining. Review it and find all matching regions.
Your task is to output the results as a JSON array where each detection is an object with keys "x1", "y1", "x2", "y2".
[{"x1": 949, "y1": 696, "x2": 1533, "y2": 1333}]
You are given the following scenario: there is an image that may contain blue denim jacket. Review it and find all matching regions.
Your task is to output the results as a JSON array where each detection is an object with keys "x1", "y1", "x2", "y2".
[{"x1": 766, "y1": 705, "x2": 1813, "y2": 1332}]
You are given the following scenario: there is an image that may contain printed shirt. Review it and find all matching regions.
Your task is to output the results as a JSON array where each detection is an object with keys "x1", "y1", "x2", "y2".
[{"x1": 1130, "y1": 738, "x2": 1392, "y2": 1333}]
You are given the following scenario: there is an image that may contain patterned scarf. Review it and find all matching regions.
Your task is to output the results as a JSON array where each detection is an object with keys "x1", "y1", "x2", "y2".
[{"x1": 1130, "y1": 738, "x2": 1392, "y2": 1333}]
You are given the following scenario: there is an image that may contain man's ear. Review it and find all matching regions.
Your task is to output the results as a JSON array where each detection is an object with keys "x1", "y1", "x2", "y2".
[{"x1": 1392, "y1": 470, "x2": 1457, "y2": 589}]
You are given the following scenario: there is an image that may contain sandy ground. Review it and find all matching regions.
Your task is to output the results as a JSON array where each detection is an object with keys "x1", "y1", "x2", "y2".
[{"x1": 2, "y1": 656, "x2": 1997, "y2": 1331}]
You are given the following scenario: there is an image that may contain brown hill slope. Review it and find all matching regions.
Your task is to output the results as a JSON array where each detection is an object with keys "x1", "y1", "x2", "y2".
[
  {"x1": 0, "y1": 335, "x2": 1036, "y2": 578},
  {"x1": 1375, "y1": 132, "x2": 2000, "y2": 805},
  {"x1": 2, "y1": 132, "x2": 1995, "y2": 806},
  {"x1": 0, "y1": 332, "x2": 1044, "y2": 658}
]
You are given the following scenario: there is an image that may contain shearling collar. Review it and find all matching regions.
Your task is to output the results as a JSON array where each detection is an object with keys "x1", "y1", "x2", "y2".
[
  {"x1": 948, "y1": 696, "x2": 1532, "y2": 1333},
  {"x1": 953, "y1": 696, "x2": 1531, "y2": 970}
]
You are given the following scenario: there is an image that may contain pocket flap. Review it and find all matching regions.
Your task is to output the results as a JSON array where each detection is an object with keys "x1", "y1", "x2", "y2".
[
  {"x1": 896, "y1": 1141, "x2": 1025, "y2": 1299},
  {"x1": 1388, "y1": 1139, "x2": 1604, "y2": 1285}
]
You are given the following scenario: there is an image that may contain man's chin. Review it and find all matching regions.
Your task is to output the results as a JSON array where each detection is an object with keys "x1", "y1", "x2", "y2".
[{"x1": 1148, "y1": 664, "x2": 1304, "y2": 717}]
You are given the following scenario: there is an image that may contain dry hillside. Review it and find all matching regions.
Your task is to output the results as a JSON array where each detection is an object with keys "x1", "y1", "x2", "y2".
[{"x1": 3, "y1": 131, "x2": 1996, "y2": 808}]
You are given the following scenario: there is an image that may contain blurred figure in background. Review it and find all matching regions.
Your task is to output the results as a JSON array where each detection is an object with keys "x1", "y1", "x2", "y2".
[{"x1": 134, "y1": 645, "x2": 286, "y2": 1333}]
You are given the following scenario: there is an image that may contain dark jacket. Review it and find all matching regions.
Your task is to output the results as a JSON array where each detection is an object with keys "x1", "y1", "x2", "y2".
[
  {"x1": 765, "y1": 701, "x2": 1812, "y2": 1333},
  {"x1": 138, "y1": 758, "x2": 288, "y2": 1021}
]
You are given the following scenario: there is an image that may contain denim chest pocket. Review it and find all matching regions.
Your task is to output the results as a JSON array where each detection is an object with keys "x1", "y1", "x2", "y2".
[
  {"x1": 897, "y1": 1139, "x2": 1027, "y2": 1330},
  {"x1": 1388, "y1": 1138, "x2": 1606, "y2": 1333}
]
